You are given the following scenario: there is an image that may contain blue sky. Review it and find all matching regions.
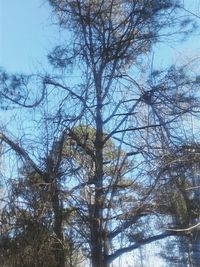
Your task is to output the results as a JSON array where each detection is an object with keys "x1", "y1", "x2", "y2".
[
  {"x1": 0, "y1": 0, "x2": 200, "y2": 74},
  {"x1": 1, "y1": 1, "x2": 200, "y2": 158},
  {"x1": 3, "y1": 0, "x2": 199, "y2": 143},
  {"x1": 0, "y1": 2, "x2": 200, "y2": 266},
  {"x1": 0, "y1": 0, "x2": 59, "y2": 73}
]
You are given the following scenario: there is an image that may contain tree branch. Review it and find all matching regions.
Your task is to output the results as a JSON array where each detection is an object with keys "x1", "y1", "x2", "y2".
[
  {"x1": 108, "y1": 213, "x2": 149, "y2": 239},
  {"x1": 166, "y1": 222, "x2": 200, "y2": 232},
  {"x1": 0, "y1": 133, "x2": 42, "y2": 176},
  {"x1": 105, "y1": 232, "x2": 174, "y2": 264}
]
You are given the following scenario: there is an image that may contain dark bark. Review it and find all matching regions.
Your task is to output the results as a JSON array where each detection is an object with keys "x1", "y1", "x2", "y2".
[
  {"x1": 90, "y1": 76, "x2": 105, "y2": 267},
  {"x1": 52, "y1": 186, "x2": 65, "y2": 267}
]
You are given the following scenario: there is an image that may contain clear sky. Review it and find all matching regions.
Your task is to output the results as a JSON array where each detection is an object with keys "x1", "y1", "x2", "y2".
[{"x1": 0, "y1": 0, "x2": 59, "y2": 73}]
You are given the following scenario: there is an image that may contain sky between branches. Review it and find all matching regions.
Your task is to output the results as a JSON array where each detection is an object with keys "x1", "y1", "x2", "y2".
[{"x1": 0, "y1": 0, "x2": 200, "y2": 73}]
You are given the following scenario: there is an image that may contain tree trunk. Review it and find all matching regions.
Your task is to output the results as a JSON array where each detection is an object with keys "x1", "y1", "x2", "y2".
[
  {"x1": 52, "y1": 186, "x2": 65, "y2": 267},
  {"x1": 90, "y1": 77, "x2": 106, "y2": 267}
]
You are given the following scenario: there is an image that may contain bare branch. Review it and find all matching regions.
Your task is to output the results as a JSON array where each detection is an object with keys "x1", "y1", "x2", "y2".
[
  {"x1": 166, "y1": 222, "x2": 200, "y2": 232},
  {"x1": 0, "y1": 133, "x2": 42, "y2": 175}
]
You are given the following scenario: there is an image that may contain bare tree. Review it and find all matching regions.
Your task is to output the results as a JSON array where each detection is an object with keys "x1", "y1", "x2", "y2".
[
  {"x1": 0, "y1": 1, "x2": 199, "y2": 267},
  {"x1": 43, "y1": 1, "x2": 200, "y2": 266}
]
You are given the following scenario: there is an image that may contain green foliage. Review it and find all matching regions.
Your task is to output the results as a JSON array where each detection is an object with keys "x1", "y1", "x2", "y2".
[{"x1": 62, "y1": 125, "x2": 127, "y2": 179}]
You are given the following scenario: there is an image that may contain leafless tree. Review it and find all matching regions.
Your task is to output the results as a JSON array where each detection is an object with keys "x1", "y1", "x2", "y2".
[
  {"x1": 44, "y1": 1, "x2": 200, "y2": 266},
  {"x1": 0, "y1": 1, "x2": 200, "y2": 267}
]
